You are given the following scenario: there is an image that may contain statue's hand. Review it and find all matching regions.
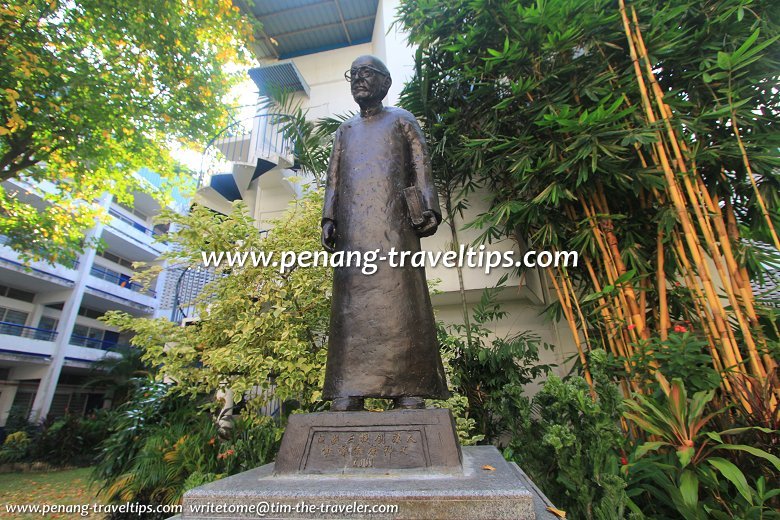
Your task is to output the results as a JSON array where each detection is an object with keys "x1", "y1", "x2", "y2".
[
  {"x1": 415, "y1": 210, "x2": 439, "y2": 238},
  {"x1": 321, "y1": 219, "x2": 336, "y2": 252}
]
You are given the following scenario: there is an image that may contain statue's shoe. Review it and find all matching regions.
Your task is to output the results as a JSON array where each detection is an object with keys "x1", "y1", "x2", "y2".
[
  {"x1": 331, "y1": 396, "x2": 366, "y2": 411},
  {"x1": 393, "y1": 396, "x2": 425, "y2": 409}
]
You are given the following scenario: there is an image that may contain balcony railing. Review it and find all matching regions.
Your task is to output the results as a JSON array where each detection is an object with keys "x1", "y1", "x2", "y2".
[
  {"x1": 108, "y1": 209, "x2": 164, "y2": 238},
  {"x1": 0, "y1": 237, "x2": 79, "y2": 275},
  {"x1": 198, "y1": 112, "x2": 294, "y2": 189},
  {"x1": 89, "y1": 265, "x2": 157, "y2": 297},
  {"x1": 69, "y1": 334, "x2": 127, "y2": 351},
  {"x1": 0, "y1": 321, "x2": 57, "y2": 341}
]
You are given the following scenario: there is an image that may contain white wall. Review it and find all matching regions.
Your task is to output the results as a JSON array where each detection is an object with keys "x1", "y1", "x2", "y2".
[
  {"x1": 288, "y1": 42, "x2": 374, "y2": 120},
  {"x1": 284, "y1": 0, "x2": 419, "y2": 120},
  {"x1": 373, "y1": 0, "x2": 416, "y2": 106}
]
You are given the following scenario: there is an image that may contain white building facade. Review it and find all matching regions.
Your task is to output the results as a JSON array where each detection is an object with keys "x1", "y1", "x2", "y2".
[{"x1": 0, "y1": 169, "x2": 174, "y2": 428}]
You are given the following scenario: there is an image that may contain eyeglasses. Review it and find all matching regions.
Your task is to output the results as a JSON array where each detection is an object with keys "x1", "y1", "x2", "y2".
[{"x1": 344, "y1": 65, "x2": 387, "y2": 82}]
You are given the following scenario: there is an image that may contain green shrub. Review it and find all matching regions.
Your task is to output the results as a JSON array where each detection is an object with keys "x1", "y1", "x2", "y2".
[
  {"x1": 505, "y1": 350, "x2": 630, "y2": 519},
  {"x1": 1, "y1": 405, "x2": 113, "y2": 467},
  {"x1": 0, "y1": 431, "x2": 31, "y2": 463},
  {"x1": 618, "y1": 331, "x2": 722, "y2": 396},
  {"x1": 93, "y1": 378, "x2": 282, "y2": 518},
  {"x1": 3, "y1": 404, "x2": 37, "y2": 438},
  {"x1": 442, "y1": 287, "x2": 553, "y2": 443},
  {"x1": 28, "y1": 411, "x2": 113, "y2": 466},
  {"x1": 624, "y1": 378, "x2": 780, "y2": 519}
]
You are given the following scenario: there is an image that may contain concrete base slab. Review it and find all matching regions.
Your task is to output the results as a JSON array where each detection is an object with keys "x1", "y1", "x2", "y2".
[{"x1": 181, "y1": 446, "x2": 554, "y2": 519}]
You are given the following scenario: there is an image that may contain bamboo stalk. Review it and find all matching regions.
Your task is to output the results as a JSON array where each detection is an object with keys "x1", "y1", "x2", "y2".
[
  {"x1": 657, "y1": 228, "x2": 669, "y2": 340},
  {"x1": 593, "y1": 185, "x2": 649, "y2": 339},
  {"x1": 706, "y1": 187, "x2": 757, "y2": 323},
  {"x1": 561, "y1": 266, "x2": 592, "y2": 349},
  {"x1": 672, "y1": 231, "x2": 739, "y2": 398},
  {"x1": 584, "y1": 256, "x2": 641, "y2": 394},
  {"x1": 629, "y1": 7, "x2": 768, "y2": 380},
  {"x1": 620, "y1": 0, "x2": 751, "y2": 386},
  {"x1": 581, "y1": 196, "x2": 641, "y2": 349},
  {"x1": 547, "y1": 269, "x2": 596, "y2": 396},
  {"x1": 723, "y1": 199, "x2": 778, "y2": 372}
]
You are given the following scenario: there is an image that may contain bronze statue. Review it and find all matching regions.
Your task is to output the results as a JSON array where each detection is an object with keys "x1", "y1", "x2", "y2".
[{"x1": 321, "y1": 55, "x2": 449, "y2": 412}]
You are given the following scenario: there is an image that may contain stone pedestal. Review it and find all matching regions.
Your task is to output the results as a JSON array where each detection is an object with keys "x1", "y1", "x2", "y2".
[
  {"x1": 179, "y1": 409, "x2": 556, "y2": 519},
  {"x1": 274, "y1": 409, "x2": 462, "y2": 475}
]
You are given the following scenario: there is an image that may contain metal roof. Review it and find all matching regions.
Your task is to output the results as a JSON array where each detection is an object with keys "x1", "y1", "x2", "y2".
[
  {"x1": 248, "y1": 61, "x2": 311, "y2": 96},
  {"x1": 237, "y1": 0, "x2": 379, "y2": 60},
  {"x1": 752, "y1": 267, "x2": 780, "y2": 309}
]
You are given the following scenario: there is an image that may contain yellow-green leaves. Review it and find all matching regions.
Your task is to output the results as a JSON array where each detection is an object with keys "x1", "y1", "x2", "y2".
[
  {"x1": 0, "y1": 0, "x2": 254, "y2": 262},
  {"x1": 105, "y1": 190, "x2": 332, "y2": 416}
]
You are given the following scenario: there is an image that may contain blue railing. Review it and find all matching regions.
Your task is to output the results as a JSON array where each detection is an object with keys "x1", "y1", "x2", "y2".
[
  {"x1": 108, "y1": 209, "x2": 163, "y2": 238},
  {"x1": 69, "y1": 334, "x2": 127, "y2": 351},
  {"x1": 0, "y1": 322, "x2": 57, "y2": 341},
  {"x1": 0, "y1": 257, "x2": 76, "y2": 284},
  {"x1": 89, "y1": 265, "x2": 157, "y2": 297},
  {"x1": 85, "y1": 286, "x2": 154, "y2": 312}
]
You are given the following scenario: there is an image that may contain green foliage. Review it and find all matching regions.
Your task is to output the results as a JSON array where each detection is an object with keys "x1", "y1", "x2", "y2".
[
  {"x1": 619, "y1": 331, "x2": 722, "y2": 396},
  {"x1": 30, "y1": 411, "x2": 113, "y2": 466},
  {"x1": 1, "y1": 409, "x2": 112, "y2": 466},
  {"x1": 427, "y1": 392, "x2": 483, "y2": 446},
  {"x1": 504, "y1": 350, "x2": 629, "y2": 519},
  {"x1": 3, "y1": 404, "x2": 37, "y2": 437},
  {"x1": 85, "y1": 345, "x2": 152, "y2": 407},
  {"x1": 441, "y1": 286, "x2": 553, "y2": 443},
  {"x1": 723, "y1": 368, "x2": 780, "y2": 469},
  {"x1": 426, "y1": 323, "x2": 485, "y2": 446},
  {"x1": 624, "y1": 379, "x2": 780, "y2": 518},
  {"x1": 92, "y1": 379, "x2": 189, "y2": 501},
  {"x1": 92, "y1": 379, "x2": 281, "y2": 515},
  {"x1": 397, "y1": 0, "x2": 780, "y2": 394},
  {"x1": 394, "y1": 1, "x2": 780, "y2": 515},
  {"x1": 104, "y1": 189, "x2": 331, "y2": 413},
  {"x1": 398, "y1": 0, "x2": 779, "y2": 258},
  {"x1": 0, "y1": 0, "x2": 255, "y2": 262},
  {"x1": 0, "y1": 431, "x2": 31, "y2": 463}
]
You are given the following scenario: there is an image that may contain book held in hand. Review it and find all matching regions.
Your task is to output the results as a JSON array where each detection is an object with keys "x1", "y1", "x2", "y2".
[{"x1": 403, "y1": 186, "x2": 426, "y2": 228}]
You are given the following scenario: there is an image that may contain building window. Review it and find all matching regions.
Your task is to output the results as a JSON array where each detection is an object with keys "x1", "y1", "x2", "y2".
[
  {"x1": 47, "y1": 391, "x2": 105, "y2": 419},
  {"x1": 70, "y1": 325, "x2": 118, "y2": 350},
  {"x1": 96, "y1": 250, "x2": 134, "y2": 269},
  {"x1": 0, "y1": 284, "x2": 35, "y2": 303},
  {"x1": 10, "y1": 391, "x2": 36, "y2": 420},
  {"x1": 38, "y1": 316, "x2": 58, "y2": 331},
  {"x1": 117, "y1": 202, "x2": 149, "y2": 222},
  {"x1": 77, "y1": 306, "x2": 104, "y2": 320},
  {"x1": 0, "y1": 306, "x2": 29, "y2": 336}
]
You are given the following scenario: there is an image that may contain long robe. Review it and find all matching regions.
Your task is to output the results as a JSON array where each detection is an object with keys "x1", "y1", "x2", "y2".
[{"x1": 321, "y1": 106, "x2": 449, "y2": 400}]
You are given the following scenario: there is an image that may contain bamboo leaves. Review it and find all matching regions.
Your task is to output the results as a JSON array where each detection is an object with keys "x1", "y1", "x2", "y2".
[{"x1": 400, "y1": 0, "x2": 779, "y2": 404}]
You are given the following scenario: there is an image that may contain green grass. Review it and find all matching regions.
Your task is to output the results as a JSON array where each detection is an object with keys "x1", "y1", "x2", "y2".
[{"x1": 0, "y1": 467, "x2": 104, "y2": 519}]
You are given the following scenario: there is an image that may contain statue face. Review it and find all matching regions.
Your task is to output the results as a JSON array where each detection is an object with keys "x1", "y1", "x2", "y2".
[{"x1": 348, "y1": 57, "x2": 390, "y2": 104}]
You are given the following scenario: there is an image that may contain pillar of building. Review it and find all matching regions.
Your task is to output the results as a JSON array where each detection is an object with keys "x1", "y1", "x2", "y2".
[
  {"x1": 0, "y1": 382, "x2": 19, "y2": 428},
  {"x1": 28, "y1": 193, "x2": 114, "y2": 423},
  {"x1": 26, "y1": 301, "x2": 46, "y2": 330},
  {"x1": 151, "y1": 263, "x2": 168, "y2": 319}
]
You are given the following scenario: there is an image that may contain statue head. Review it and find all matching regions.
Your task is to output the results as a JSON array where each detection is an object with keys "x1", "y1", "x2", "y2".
[{"x1": 346, "y1": 55, "x2": 392, "y2": 106}]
